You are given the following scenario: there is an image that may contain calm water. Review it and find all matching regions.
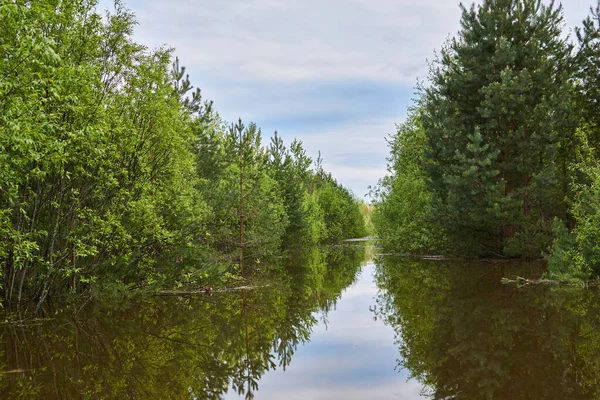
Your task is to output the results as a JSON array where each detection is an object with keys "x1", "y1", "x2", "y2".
[{"x1": 3, "y1": 244, "x2": 600, "y2": 399}]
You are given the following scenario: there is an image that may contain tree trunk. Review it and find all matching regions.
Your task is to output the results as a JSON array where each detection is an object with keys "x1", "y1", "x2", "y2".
[{"x1": 239, "y1": 135, "x2": 244, "y2": 276}]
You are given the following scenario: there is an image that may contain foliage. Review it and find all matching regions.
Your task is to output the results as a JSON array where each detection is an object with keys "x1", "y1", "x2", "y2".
[
  {"x1": 545, "y1": 5, "x2": 600, "y2": 280},
  {"x1": 359, "y1": 202, "x2": 376, "y2": 237},
  {"x1": 312, "y1": 161, "x2": 367, "y2": 242},
  {"x1": 423, "y1": 0, "x2": 573, "y2": 257},
  {"x1": 377, "y1": 0, "x2": 600, "y2": 271},
  {"x1": 547, "y1": 168, "x2": 600, "y2": 281},
  {"x1": 0, "y1": 0, "x2": 209, "y2": 308},
  {"x1": 0, "y1": 0, "x2": 366, "y2": 308},
  {"x1": 372, "y1": 111, "x2": 442, "y2": 254}
]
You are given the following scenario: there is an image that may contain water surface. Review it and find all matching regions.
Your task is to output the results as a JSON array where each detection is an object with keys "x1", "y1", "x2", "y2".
[
  {"x1": 3, "y1": 246, "x2": 600, "y2": 399},
  {"x1": 226, "y1": 262, "x2": 423, "y2": 400}
]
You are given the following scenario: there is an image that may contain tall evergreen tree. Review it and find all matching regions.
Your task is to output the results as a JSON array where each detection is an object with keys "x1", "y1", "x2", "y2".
[
  {"x1": 575, "y1": 4, "x2": 600, "y2": 151},
  {"x1": 423, "y1": 0, "x2": 575, "y2": 257},
  {"x1": 266, "y1": 133, "x2": 319, "y2": 245}
]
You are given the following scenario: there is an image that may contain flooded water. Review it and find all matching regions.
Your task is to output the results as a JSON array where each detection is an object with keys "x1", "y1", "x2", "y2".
[
  {"x1": 224, "y1": 262, "x2": 421, "y2": 400},
  {"x1": 3, "y1": 243, "x2": 600, "y2": 399}
]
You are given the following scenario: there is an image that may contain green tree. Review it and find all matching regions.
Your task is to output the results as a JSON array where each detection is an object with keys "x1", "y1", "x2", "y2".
[
  {"x1": 313, "y1": 173, "x2": 366, "y2": 241},
  {"x1": 575, "y1": 4, "x2": 600, "y2": 146},
  {"x1": 372, "y1": 110, "x2": 441, "y2": 254},
  {"x1": 196, "y1": 120, "x2": 288, "y2": 271},
  {"x1": 0, "y1": 0, "x2": 368, "y2": 307},
  {"x1": 267, "y1": 133, "x2": 326, "y2": 245},
  {"x1": 546, "y1": 5, "x2": 600, "y2": 281},
  {"x1": 422, "y1": 0, "x2": 574, "y2": 257},
  {"x1": 0, "y1": 0, "x2": 211, "y2": 306}
]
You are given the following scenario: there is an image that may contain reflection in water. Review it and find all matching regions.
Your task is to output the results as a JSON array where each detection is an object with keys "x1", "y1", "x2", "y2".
[
  {"x1": 231, "y1": 261, "x2": 415, "y2": 400},
  {"x1": 6, "y1": 248, "x2": 600, "y2": 399},
  {"x1": 374, "y1": 257, "x2": 600, "y2": 400},
  {"x1": 0, "y1": 244, "x2": 366, "y2": 400}
]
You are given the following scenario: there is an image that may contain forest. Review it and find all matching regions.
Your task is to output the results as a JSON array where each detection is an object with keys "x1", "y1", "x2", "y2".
[
  {"x1": 373, "y1": 0, "x2": 600, "y2": 282},
  {"x1": 6, "y1": 0, "x2": 600, "y2": 397},
  {"x1": 0, "y1": 0, "x2": 367, "y2": 310}
]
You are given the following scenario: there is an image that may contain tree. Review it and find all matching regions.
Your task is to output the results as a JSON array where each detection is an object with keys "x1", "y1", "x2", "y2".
[
  {"x1": 0, "y1": 0, "x2": 211, "y2": 306},
  {"x1": 0, "y1": 0, "x2": 367, "y2": 307},
  {"x1": 266, "y1": 133, "x2": 325, "y2": 245},
  {"x1": 575, "y1": 4, "x2": 600, "y2": 145},
  {"x1": 422, "y1": 0, "x2": 575, "y2": 257},
  {"x1": 313, "y1": 173, "x2": 366, "y2": 241},
  {"x1": 546, "y1": 4, "x2": 600, "y2": 280},
  {"x1": 372, "y1": 110, "x2": 442, "y2": 254},
  {"x1": 196, "y1": 120, "x2": 288, "y2": 272}
]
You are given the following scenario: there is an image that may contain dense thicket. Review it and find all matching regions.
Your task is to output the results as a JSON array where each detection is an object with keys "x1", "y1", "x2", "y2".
[
  {"x1": 372, "y1": 112, "x2": 440, "y2": 253},
  {"x1": 375, "y1": 0, "x2": 600, "y2": 279},
  {"x1": 0, "y1": 0, "x2": 365, "y2": 308}
]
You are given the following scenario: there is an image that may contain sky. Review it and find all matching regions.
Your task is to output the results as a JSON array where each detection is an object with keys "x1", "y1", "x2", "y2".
[{"x1": 98, "y1": 0, "x2": 596, "y2": 199}]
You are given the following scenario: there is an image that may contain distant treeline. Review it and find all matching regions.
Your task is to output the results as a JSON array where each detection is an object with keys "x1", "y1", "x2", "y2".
[
  {"x1": 0, "y1": 0, "x2": 366, "y2": 308},
  {"x1": 373, "y1": 0, "x2": 600, "y2": 281}
]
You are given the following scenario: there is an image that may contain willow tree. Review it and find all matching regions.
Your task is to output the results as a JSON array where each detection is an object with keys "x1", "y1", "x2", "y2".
[{"x1": 423, "y1": 0, "x2": 575, "y2": 257}]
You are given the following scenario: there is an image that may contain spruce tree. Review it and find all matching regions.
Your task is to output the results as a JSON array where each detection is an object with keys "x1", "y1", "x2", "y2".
[{"x1": 423, "y1": 0, "x2": 575, "y2": 256}]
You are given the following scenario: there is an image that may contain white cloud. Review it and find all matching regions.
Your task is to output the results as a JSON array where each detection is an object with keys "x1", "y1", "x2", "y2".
[
  {"x1": 120, "y1": 0, "x2": 464, "y2": 84},
  {"x1": 96, "y1": 0, "x2": 598, "y2": 200},
  {"x1": 290, "y1": 117, "x2": 398, "y2": 197},
  {"x1": 112, "y1": 0, "x2": 595, "y2": 86}
]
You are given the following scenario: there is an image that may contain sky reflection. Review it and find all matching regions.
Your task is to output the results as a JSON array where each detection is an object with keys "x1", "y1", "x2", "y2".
[{"x1": 225, "y1": 263, "x2": 425, "y2": 400}]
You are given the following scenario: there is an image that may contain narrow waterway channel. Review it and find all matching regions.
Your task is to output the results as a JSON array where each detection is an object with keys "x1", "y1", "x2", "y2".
[
  {"x1": 4, "y1": 244, "x2": 600, "y2": 399},
  {"x1": 226, "y1": 261, "x2": 425, "y2": 400}
]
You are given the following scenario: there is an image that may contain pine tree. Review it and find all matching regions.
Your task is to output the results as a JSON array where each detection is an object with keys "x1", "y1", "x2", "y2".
[
  {"x1": 545, "y1": 4, "x2": 600, "y2": 279},
  {"x1": 575, "y1": 4, "x2": 600, "y2": 152},
  {"x1": 423, "y1": 0, "x2": 575, "y2": 256},
  {"x1": 267, "y1": 133, "x2": 315, "y2": 244}
]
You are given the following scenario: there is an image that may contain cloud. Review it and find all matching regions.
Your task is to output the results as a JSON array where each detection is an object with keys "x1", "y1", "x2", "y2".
[
  {"x1": 293, "y1": 117, "x2": 399, "y2": 197},
  {"x1": 126, "y1": 0, "x2": 463, "y2": 85},
  {"x1": 96, "y1": 0, "x2": 598, "y2": 199},
  {"x1": 115, "y1": 0, "x2": 594, "y2": 86}
]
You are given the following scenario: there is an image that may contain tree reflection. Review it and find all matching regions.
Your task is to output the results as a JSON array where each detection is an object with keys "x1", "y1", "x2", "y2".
[
  {"x1": 0, "y1": 244, "x2": 365, "y2": 399},
  {"x1": 374, "y1": 257, "x2": 600, "y2": 400}
]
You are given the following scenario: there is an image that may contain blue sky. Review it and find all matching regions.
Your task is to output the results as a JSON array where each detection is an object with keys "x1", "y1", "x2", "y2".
[{"x1": 99, "y1": 0, "x2": 596, "y2": 199}]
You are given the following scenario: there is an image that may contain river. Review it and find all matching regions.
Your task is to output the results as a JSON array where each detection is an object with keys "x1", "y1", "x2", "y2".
[{"x1": 2, "y1": 242, "x2": 600, "y2": 399}]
